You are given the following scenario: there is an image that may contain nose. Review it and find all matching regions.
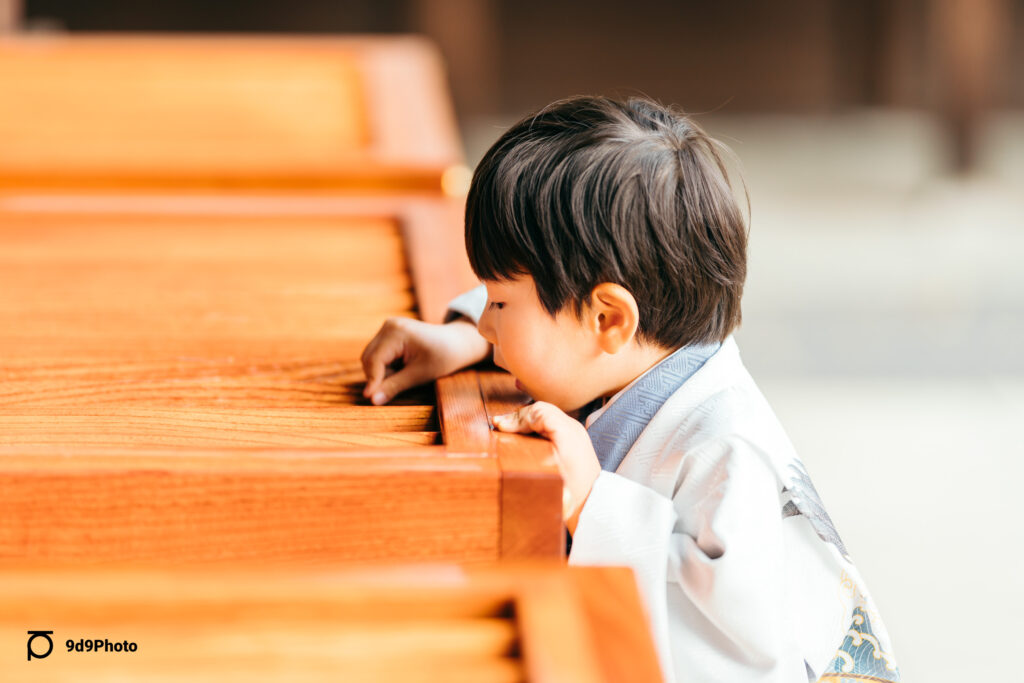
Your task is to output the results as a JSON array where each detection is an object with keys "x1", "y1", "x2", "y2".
[{"x1": 476, "y1": 304, "x2": 496, "y2": 345}]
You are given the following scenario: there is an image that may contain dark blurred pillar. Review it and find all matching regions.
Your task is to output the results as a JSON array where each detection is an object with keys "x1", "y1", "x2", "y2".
[
  {"x1": 933, "y1": 0, "x2": 1009, "y2": 172},
  {"x1": 408, "y1": 0, "x2": 500, "y2": 125},
  {"x1": 1, "y1": 0, "x2": 22, "y2": 31}
]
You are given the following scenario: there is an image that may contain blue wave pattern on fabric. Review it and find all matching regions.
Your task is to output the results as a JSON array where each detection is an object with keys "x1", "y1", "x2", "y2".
[
  {"x1": 585, "y1": 341, "x2": 721, "y2": 473},
  {"x1": 822, "y1": 607, "x2": 901, "y2": 681}
]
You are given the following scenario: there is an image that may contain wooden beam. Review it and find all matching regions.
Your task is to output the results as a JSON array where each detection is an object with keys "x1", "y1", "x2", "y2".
[
  {"x1": 0, "y1": 0, "x2": 20, "y2": 33},
  {"x1": 932, "y1": 0, "x2": 1009, "y2": 172}
]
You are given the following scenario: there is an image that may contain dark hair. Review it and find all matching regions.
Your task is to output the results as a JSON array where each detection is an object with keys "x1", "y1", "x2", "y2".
[{"x1": 465, "y1": 95, "x2": 748, "y2": 348}]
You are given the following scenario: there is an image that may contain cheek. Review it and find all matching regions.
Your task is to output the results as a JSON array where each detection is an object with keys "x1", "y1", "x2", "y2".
[{"x1": 513, "y1": 324, "x2": 577, "y2": 380}]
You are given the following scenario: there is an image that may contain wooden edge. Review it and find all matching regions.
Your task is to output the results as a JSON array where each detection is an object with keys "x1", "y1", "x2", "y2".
[
  {"x1": 481, "y1": 371, "x2": 564, "y2": 559},
  {"x1": 435, "y1": 370, "x2": 491, "y2": 453},
  {"x1": 571, "y1": 566, "x2": 665, "y2": 683},
  {"x1": 0, "y1": 34, "x2": 463, "y2": 190},
  {"x1": 436, "y1": 368, "x2": 564, "y2": 559},
  {"x1": 494, "y1": 433, "x2": 565, "y2": 560},
  {"x1": 399, "y1": 196, "x2": 475, "y2": 325},
  {"x1": 512, "y1": 569, "x2": 607, "y2": 683},
  {"x1": 355, "y1": 34, "x2": 465, "y2": 168}
]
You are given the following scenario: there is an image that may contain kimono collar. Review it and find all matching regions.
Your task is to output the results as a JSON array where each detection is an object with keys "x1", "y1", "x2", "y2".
[{"x1": 584, "y1": 340, "x2": 721, "y2": 472}]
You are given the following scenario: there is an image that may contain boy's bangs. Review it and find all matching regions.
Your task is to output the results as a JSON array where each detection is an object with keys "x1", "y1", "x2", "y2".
[{"x1": 464, "y1": 158, "x2": 536, "y2": 284}]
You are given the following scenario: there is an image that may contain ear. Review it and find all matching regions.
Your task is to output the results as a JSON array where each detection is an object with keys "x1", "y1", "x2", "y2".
[{"x1": 586, "y1": 283, "x2": 640, "y2": 354}]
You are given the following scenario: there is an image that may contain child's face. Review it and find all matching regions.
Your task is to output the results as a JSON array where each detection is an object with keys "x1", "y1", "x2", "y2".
[{"x1": 477, "y1": 276, "x2": 597, "y2": 412}]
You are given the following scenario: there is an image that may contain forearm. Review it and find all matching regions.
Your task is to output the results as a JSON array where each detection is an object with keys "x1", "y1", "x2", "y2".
[{"x1": 446, "y1": 317, "x2": 492, "y2": 368}]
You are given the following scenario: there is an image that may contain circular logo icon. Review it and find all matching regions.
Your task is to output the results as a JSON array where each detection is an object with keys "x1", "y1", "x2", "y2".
[{"x1": 27, "y1": 631, "x2": 54, "y2": 661}]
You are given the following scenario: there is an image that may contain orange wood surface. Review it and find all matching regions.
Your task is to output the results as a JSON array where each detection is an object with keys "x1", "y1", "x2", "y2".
[
  {"x1": 0, "y1": 195, "x2": 562, "y2": 564},
  {"x1": 1, "y1": 564, "x2": 663, "y2": 682},
  {"x1": 0, "y1": 33, "x2": 560, "y2": 566},
  {"x1": 0, "y1": 35, "x2": 464, "y2": 190},
  {"x1": 437, "y1": 368, "x2": 564, "y2": 559},
  {"x1": 0, "y1": 209, "x2": 429, "y2": 446}
]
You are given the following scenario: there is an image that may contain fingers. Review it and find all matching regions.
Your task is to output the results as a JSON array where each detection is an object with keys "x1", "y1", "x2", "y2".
[
  {"x1": 360, "y1": 316, "x2": 483, "y2": 406},
  {"x1": 493, "y1": 401, "x2": 602, "y2": 528},
  {"x1": 360, "y1": 319, "x2": 408, "y2": 402},
  {"x1": 361, "y1": 341, "x2": 402, "y2": 401},
  {"x1": 492, "y1": 402, "x2": 563, "y2": 440},
  {"x1": 370, "y1": 364, "x2": 432, "y2": 406}
]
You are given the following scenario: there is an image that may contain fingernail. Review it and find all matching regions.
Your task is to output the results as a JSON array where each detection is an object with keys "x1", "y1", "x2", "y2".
[{"x1": 372, "y1": 392, "x2": 387, "y2": 405}]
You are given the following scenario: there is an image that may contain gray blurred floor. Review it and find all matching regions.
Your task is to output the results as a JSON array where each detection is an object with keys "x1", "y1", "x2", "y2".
[{"x1": 467, "y1": 109, "x2": 1024, "y2": 682}]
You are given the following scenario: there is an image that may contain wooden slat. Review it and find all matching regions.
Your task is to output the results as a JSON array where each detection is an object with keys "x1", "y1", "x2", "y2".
[
  {"x1": 0, "y1": 35, "x2": 464, "y2": 190},
  {"x1": 437, "y1": 370, "x2": 491, "y2": 453}
]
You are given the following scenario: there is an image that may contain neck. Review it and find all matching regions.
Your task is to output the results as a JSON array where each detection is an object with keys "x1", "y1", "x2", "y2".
[{"x1": 598, "y1": 342, "x2": 675, "y2": 399}]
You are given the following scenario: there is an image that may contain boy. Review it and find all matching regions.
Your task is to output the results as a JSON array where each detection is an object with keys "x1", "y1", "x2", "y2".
[{"x1": 361, "y1": 96, "x2": 899, "y2": 683}]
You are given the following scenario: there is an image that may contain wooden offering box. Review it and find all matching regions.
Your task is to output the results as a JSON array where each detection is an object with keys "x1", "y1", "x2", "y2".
[
  {"x1": 0, "y1": 196, "x2": 563, "y2": 565},
  {"x1": 0, "y1": 35, "x2": 464, "y2": 191},
  {"x1": 1, "y1": 564, "x2": 664, "y2": 682}
]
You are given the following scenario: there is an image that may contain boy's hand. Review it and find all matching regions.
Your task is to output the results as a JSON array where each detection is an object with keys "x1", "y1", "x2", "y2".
[
  {"x1": 492, "y1": 402, "x2": 601, "y2": 533},
  {"x1": 361, "y1": 317, "x2": 491, "y2": 405}
]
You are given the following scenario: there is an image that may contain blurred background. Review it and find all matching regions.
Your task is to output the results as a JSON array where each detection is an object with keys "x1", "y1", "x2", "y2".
[{"x1": 4, "y1": 1, "x2": 1022, "y2": 680}]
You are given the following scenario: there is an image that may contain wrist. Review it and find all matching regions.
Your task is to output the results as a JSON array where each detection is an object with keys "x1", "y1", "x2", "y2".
[
  {"x1": 563, "y1": 469, "x2": 599, "y2": 535},
  {"x1": 565, "y1": 487, "x2": 590, "y2": 536},
  {"x1": 448, "y1": 318, "x2": 491, "y2": 366}
]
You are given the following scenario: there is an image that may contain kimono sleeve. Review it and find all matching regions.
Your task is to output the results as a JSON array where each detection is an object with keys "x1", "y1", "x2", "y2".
[
  {"x1": 443, "y1": 284, "x2": 487, "y2": 325},
  {"x1": 569, "y1": 437, "x2": 802, "y2": 682}
]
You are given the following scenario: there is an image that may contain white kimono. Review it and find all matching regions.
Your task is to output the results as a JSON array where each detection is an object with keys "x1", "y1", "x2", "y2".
[{"x1": 448, "y1": 286, "x2": 899, "y2": 683}]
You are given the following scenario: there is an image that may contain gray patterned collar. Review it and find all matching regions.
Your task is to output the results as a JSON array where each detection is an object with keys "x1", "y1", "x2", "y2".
[{"x1": 585, "y1": 341, "x2": 721, "y2": 472}]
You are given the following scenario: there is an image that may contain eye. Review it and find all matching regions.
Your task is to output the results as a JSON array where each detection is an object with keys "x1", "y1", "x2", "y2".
[{"x1": 489, "y1": 301, "x2": 505, "y2": 310}]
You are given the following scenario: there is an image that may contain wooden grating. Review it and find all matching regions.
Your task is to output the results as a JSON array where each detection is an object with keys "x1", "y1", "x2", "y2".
[
  {"x1": 0, "y1": 207, "x2": 432, "y2": 448},
  {"x1": 0, "y1": 564, "x2": 664, "y2": 682},
  {"x1": 0, "y1": 195, "x2": 562, "y2": 565}
]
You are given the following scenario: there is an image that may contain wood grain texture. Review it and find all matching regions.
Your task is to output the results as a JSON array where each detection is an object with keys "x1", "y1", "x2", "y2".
[
  {"x1": 0, "y1": 202, "x2": 507, "y2": 565},
  {"x1": 436, "y1": 370, "x2": 491, "y2": 453},
  {"x1": 0, "y1": 448, "x2": 500, "y2": 565},
  {"x1": 0, "y1": 210, "x2": 433, "y2": 447},
  {"x1": 0, "y1": 35, "x2": 464, "y2": 190},
  {"x1": 0, "y1": 192, "x2": 563, "y2": 565},
  {"x1": 0, "y1": 564, "x2": 663, "y2": 682},
  {"x1": 436, "y1": 368, "x2": 563, "y2": 558}
]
